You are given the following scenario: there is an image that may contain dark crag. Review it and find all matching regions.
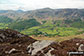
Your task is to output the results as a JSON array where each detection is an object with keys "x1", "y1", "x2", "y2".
[{"x1": 0, "y1": 29, "x2": 36, "y2": 56}]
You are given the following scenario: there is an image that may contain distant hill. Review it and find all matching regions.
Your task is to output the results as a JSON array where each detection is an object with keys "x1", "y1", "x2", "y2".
[{"x1": 0, "y1": 8, "x2": 84, "y2": 21}]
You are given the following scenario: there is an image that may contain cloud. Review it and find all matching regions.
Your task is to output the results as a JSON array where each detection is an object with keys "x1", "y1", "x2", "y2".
[
  {"x1": 0, "y1": 4, "x2": 20, "y2": 10},
  {"x1": 0, "y1": 0, "x2": 84, "y2": 10}
]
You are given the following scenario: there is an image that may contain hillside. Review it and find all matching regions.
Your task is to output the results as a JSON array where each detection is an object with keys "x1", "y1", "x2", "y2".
[
  {"x1": 0, "y1": 29, "x2": 36, "y2": 56},
  {"x1": 0, "y1": 8, "x2": 84, "y2": 37},
  {"x1": 8, "y1": 19, "x2": 41, "y2": 31},
  {"x1": 21, "y1": 20, "x2": 84, "y2": 37},
  {"x1": 0, "y1": 29, "x2": 84, "y2": 56}
]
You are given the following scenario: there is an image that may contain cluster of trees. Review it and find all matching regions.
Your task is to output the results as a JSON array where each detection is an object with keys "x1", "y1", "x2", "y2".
[
  {"x1": 8, "y1": 19, "x2": 41, "y2": 31},
  {"x1": 71, "y1": 21, "x2": 84, "y2": 28},
  {"x1": 0, "y1": 16, "x2": 13, "y2": 23}
]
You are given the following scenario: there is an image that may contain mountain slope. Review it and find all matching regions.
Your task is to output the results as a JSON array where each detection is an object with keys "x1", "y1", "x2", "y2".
[
  {"x1": 8, "y1": 19, "x2": 41, "y2": 31},
  {"x1": 0, "y1": 8, "x2": 84, "y2": 21},
  {"x1": 0, "y1": 16, "x2": 13, "y2": 23}
]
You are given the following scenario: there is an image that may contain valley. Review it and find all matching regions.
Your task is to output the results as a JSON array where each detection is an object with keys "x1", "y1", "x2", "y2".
[{"x1": 0, "y1": 8, "x2": 84, "y2": 37}]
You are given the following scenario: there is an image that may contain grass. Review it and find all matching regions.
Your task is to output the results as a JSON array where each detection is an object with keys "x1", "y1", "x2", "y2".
[{"x1": 31, "y1": 34, "x2": 84, "y2": 42}]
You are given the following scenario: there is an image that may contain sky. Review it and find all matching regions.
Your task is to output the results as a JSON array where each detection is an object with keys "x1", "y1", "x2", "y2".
[{"x1": 0, "y1": 0, "x2": 84, "y2": 11}]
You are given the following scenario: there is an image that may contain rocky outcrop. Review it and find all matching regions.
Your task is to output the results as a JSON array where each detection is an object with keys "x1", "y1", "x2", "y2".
[
  {"x1": 0, "y1": 29, "x2": 36, "y2": 56},
  {"x1": 0, "y1": 29, "x2": 28, "y2": 42},
  {"x1": 27, "y1": 38, "x2": 84, "y2": 56}
]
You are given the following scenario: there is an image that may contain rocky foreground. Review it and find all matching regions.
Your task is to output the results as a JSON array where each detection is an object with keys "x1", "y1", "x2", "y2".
[{"x1": 0, "y1": 29, "x2": 84, "y2": 56}]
